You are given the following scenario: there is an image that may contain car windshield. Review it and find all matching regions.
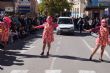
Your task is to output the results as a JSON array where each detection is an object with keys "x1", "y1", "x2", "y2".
[{"x1": 58, "y1": 18, "x2": 73, "y2": 24}]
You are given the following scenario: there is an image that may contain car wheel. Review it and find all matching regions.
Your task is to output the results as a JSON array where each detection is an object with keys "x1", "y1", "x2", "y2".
[
  {"x1": 56, "y1": 30, "x2": 61, "y2": 35},
  {"x1": 71, "y1": 30, "x2": 74, "y2": 35}
]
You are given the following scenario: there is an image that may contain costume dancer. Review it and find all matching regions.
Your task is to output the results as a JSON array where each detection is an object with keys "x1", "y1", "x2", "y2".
[
  {"x1": 85, "y1": 19, "x2": 110, "y2": 61},
  {"x1": 0, "y1": 16, "x2": 11, "y2": 48},
  {"x1": 34, "y1": 16, "x2": 58, "y2": 56}
]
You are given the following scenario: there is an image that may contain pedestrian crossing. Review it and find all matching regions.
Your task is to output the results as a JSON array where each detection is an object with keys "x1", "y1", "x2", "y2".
[
  {"x1": 9, "y1": 70, "x2": 62, "y2": 73},
  {"x1": 10, "y1": 70, "x2": 29, "y2": 73},
  {"x1": 9, "y1": 69, "x2": 97, "y2": 73},
  {"x1": 79, "y1": 70, "x2": 96, "y2": 73},
  {"x1": 10, "y1": 70, "x2": 62, "y2": 73},
  {"x1": 45, "y1": 70, "x2": 62, "y2": 73}
]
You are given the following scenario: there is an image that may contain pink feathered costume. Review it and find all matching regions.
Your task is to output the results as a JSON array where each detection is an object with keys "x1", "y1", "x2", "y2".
[
  {"x1": 91, "y1": 26, "x2": 110, "y2": 46},
  {"x1": 0, "y1": 16, "x2": 11, "y2": 42},
  {"x1": 34, "y1": 22, "x2": 58, "y2": 43}
]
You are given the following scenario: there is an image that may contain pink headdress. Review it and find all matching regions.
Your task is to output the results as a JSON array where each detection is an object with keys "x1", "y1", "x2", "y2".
[
  {"x1": 3, "y1": 16, "x2": 12, "y2": 27},
  {"x1": 46, "y1": 16, "x2": 53, "y2": 22}
]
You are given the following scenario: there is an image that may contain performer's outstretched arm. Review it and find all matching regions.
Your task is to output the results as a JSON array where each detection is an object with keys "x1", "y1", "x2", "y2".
[
  {"x1": 34, "y1": 25, "x2": 44, "y2": 29},
  {"x1": 84, "y1": 26, "x2": 100, "y2": 33},
  {"x1": 108, "y1": 26, "x2": 110, "y2": 34},
  {"x1": 53, "y1": 23, "x2": 58, "y2": 28}
]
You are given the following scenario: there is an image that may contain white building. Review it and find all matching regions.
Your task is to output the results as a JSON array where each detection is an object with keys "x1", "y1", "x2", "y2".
[
  {"x1": 68, "y1": 0, "x2": 110, "y2": 18},
  {"x1": 68, "y1": 0, "x2": 87, "y2": 18}
]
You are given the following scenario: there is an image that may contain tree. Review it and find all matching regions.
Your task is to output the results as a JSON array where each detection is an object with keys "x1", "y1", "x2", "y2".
[
  {"x1": 38, "y1": 0, "x2": 45, "y2": 15},
  {"x1": 38, "y1": 0, "x2": 72, "y2": 16}
]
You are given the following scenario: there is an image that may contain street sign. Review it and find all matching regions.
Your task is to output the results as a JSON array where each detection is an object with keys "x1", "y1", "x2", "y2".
[{"x1": 5, "y1": 7, "x2": 14, "y2": 12}]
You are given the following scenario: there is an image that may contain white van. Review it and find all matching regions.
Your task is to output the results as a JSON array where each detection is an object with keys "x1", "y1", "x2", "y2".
[{"x1": 56, "y1": 17, "x2": 74, "y2": 35}]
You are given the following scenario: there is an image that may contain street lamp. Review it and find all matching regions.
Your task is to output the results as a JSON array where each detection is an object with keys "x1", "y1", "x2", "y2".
[
  {"x1": 64, "y1": 8, "x2": 67, "y2": 16},
  {"x1": 64, "y1": 8, "x2": 67, "y2": 12}
]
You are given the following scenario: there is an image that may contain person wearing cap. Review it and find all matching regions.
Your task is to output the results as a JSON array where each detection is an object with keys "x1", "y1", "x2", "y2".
[
  {"x1": 34, "y1": 16, "x2": 58, "y2": 56},
  {"x1": 85, "y1": 19, "x2": 110, "y2": 61}
]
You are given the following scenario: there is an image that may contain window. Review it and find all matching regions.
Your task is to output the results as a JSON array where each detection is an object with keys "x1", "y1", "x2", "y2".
[
  {"x1": 58, "y1": 18, "x2": 73, "y2": 24},
  {"x1": 77, "y1": 8, "x2": 79, "y2": 13}
]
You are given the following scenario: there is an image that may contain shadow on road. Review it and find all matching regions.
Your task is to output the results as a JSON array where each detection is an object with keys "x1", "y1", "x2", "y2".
[
  {"x1": 0, "y1": 30, "x2": 51, "y2": 70},
  {"x1": 4, "y1": 31, "x2": 42, "y2": 51},
  {"x1": 50, "y1": 55, "x2": 110, "y2": 63},
  {"x1": 0, "y1": 50, "x2": 48, "y2": 70},
  {"x1": 60, "y1": 31, "x2": 91, "y2": 37},
  {"x1": 0, "y1": 50, "x2": 24, "y2": 70},
  {"x1": 0, "y1": 31, "x2": 43, "y2": 70},
  {"x1": 73, "y1": 32, "x2": 91, "y2": 37}
]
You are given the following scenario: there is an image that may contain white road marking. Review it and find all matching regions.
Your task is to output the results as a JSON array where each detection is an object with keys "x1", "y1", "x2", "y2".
[
  {"x1": 10, "y1": 70, "x2": 29, "y2": 73},
  {"x1": 79, "y1": 70, "x2": 96, "y2": 73},
  {"x1": 45, "y1": 70, "x2": 62, "y2": 73},
  {"x1": 50, "y1": 46, "x2": 60, "y2": 69},
  {"x1": 81, "y1": 38, "x2": 110, "y2": 59},
  {"x1": 50, "y1": 58, "x2": 57, "y2": 69},
  {"x1": 58, "y1": 42, "x2": 61, "y2": 45},
  {"x1": 50, "y1": 36, "x2": 61, "y2": 69},
  {"x1": 59, "y1": 37, "x2": 62, "y2": 40}
]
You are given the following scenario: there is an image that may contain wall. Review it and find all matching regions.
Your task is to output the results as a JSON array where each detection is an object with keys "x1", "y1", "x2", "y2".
[{"x1": 0, "y1": 1, "x2": 14, "y2": 11}]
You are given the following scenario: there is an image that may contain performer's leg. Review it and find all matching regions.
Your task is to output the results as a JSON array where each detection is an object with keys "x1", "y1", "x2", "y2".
[
  {"x1": 100, "y1": 45, "x2": 106, "y2": 61},
  {"x1": 90, "y1": 44, "x2": 100, "y2": 60},
  {"x1": 47, "y1": 42, "x2": 51, "y2": 56},
  {"x1": 40, "y1": 41, "x2": 46, "y2": 56}
]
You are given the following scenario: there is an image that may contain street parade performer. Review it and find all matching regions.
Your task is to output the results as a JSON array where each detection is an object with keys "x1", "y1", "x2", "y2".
[
  {"x1": 0, "y1": 16, "x2": 11, "y2": 48},
  {"x1": 85, "y1": 19, "x2": 110, "y2": 61},
  {"x1": 33, "y1": 16, "x2": 58, "y2": 56}
]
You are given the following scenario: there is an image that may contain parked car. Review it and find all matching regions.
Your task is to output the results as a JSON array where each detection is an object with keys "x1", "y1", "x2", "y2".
[{"x1": 56, "y1": 17, "x2": 74, "y2": 35}]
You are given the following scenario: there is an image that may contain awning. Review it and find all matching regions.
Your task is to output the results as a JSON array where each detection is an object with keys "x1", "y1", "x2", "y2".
[
  {"x1": 0, "y1": 8, "x2": 4, "y2": 11},
  {"x1": 85, "y1": 6, "x2": 108, "y2": 11}
]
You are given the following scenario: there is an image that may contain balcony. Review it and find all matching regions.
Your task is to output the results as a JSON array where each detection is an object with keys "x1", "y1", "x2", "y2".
[
  {"x1": 17, "y1": 5, "x2": 31, "y2": 13},
  {"x1": 85, "y1": 0, "x2": 108, "y2": 10},
  {"x1": 17, "y1": 1, "x2": 31, "y2": 6},
  {"x1": 98, "y1": 1, "x2": 110, "y2": 7}
]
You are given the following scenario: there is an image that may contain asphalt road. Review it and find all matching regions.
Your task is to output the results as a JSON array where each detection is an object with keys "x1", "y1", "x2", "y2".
[{"x1": 0, "y1": 31, "x2": 110, "y2": 73}]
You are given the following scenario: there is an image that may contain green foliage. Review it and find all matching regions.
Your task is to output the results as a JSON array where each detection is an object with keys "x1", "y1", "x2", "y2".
[
  {"x1": 38, "y1": 0, "x2": 45, "y2": 15},
  {"x1": 38, "y1": 0, "x2": 72, "y2": 16}
]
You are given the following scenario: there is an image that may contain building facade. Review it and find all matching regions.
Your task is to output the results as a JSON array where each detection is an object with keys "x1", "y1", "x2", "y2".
[
  {"x1": 85, "y1": 0, "x2": 110, "y2": 18},
  {"x1": 68, "y1": 0, "x2": 86, "y2": 18},
  {"x1": 98, "y1": 0, "x2": 110, "y2": 16},
  {"x1": 15, "y1": 0, "x2": 38, "y2": 14},
  {"x1": 68, "y1": 0, "x2": 110, "y2": 18},
  {"x1": 0, "y1": 0, "x2": 15, "y2": 14},
  {"x1": 0, "y1": 0, "x2": 38, "y2": 15}
]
